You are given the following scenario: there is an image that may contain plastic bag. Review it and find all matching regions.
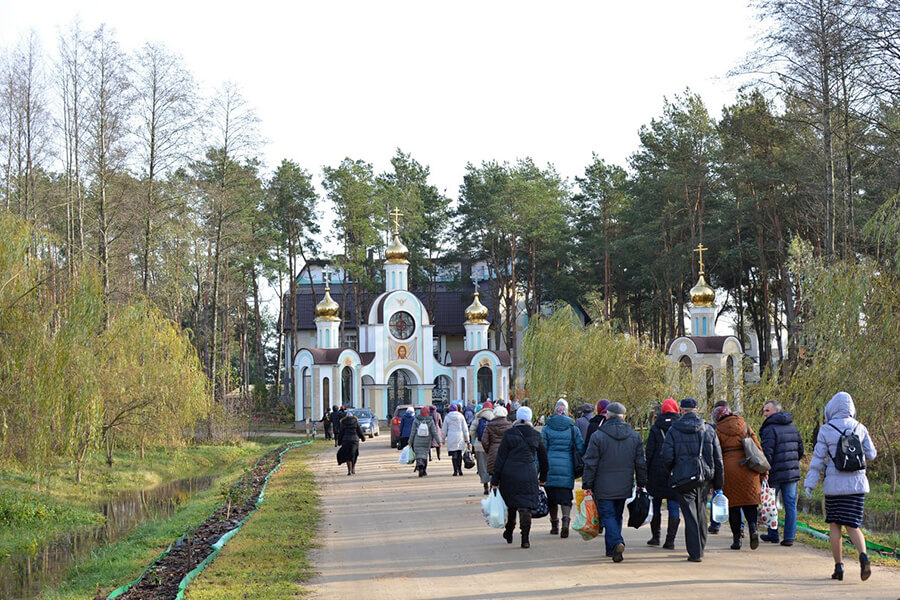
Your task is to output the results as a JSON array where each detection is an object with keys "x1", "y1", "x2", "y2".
[
  {"x1": 627, "y1": 489, "x2": 651, "y2": 528},
  {"x1": 532, "y1": 487, "x2": 549, "y2": 518},
  {"x1": 572, "y1": 491, "x2": 600, "y2": 540},
  {"x1": 481, "y1": 489, "x2": 507, "y2": 529},
  {"x1": 398, "y1": 445, "x2": 414, "y2": 464},
  {"x1": 760, "y1": 481, "x2": 778, "y2": 529}
]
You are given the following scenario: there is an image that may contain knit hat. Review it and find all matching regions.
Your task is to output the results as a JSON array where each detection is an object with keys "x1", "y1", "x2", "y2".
[
  {"x1": 712, "y1": 405, "x2": 733, "y2": 423},
  {"x1": 607, "y1": 402, "x2": 626, "y2": 417},
  {"x1": 481, "y1": 401, "x2": 493, "y2": 411},
  {"x1": 516, "y1": 406, "x2": 533, "y2": 423},
  {"x1": 493, "y1": 405, "x2": 508, "y2": 418},
  {"x1": 661, "y1": 398, "x2": 680, "y2": 414},
  {"x1": 680, "y1": 397, "x2": 698, "y2": 409},
  {"x1": 581, "y1": 403, "x2": 594, "y2": 415},
  {"x1": 597, "y1": 399, "x2": 610, "y2": 415},
  {"x1": 449, "y1": 404, "x2": 459, "y2": 412}
]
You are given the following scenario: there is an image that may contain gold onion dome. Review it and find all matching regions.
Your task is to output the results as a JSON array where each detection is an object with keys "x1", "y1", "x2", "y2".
[
  {"x1": 384, "y1": 233, "x2": 409, "y2": 263},
  {"x1": 689, "y1": 275, "x2": 716, "y2": 307},
  {"x1": 314, "y1": 285, "x2": 341, "y2": 321},
  {"x1": 464, "y1": 292, "x2": 489, "y2": 325}
]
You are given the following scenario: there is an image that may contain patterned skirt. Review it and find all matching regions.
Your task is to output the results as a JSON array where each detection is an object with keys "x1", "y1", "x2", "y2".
[{"x1": 824, "y1": 494, "x2": 865, "y2": 528}]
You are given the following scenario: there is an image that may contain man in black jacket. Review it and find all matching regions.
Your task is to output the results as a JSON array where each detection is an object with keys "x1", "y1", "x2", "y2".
[
  {"x1": 661, "y1": 398, "x2": 724, "y2": 562},
  {"x1": 582, "y1": 402, "x2": 648, "y2": 563},
  {"x1": 759, "y1": 400, "x2": 804, "y2": 546}
]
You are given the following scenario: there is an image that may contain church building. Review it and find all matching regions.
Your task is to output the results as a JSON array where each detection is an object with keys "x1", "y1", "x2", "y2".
[{"x1": 291, "y1": 214, "x2": 511, "y2": 425}]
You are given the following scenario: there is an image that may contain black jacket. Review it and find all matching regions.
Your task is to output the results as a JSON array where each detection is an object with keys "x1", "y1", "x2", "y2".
[
  {"x1": 338, "y1": 414, "x2": 365, "y2": 445},
  {"x1": 331, "y1": 409, "x2": 345, "y2": 438},
  {"x1": 759, "y1": 411, "x2": 804, "y2": 485},
  {"x1": 491, "y1": 424, "x2": 549, "y2": 510},
  {"x1": 661, "y1": 412, "x2": 724, "y2": 491},
  {"x1": 583, "y1": 414, "x2": 607, "y2": 450},
  {"x1": 582, "y1": 417, "x2": 647, "y2": 500},
  {"x1": 645, "y1": 412, "x2": 680, "y2": 499}
]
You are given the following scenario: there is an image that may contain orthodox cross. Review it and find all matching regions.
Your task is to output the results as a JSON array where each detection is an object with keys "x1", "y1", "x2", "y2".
[
  {"x1": 693, "y1": 243, "x2": 708, "y2": 276},
  {"x1": 390, "y1": 206, "x2": 403, "y2": 235},
  {"x1": 323, "y1": 265, "x2": 333, "y2": 288},
  {"x1": 472, "y1": 272, "x2": 481, "y2": 295}
]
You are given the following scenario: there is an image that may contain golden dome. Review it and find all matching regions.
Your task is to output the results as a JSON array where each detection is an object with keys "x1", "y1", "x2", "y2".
[
  {"x1": 314, "y1": 286, "x2": 341, "y2": 321},
  {"x1": 384, "y1": 233, "x2": 409, "y2": 264},
  {"x1": 689, "y1": 275, "x2": 716, "y2": 307},
  {"x1": 464, "y1": 291, "x2": 489, "y2": 325}
]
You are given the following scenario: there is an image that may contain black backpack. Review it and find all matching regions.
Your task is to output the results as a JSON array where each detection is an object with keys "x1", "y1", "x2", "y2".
[{"x1": 827, "y1": 423, "x2": 866, "y2": 472}]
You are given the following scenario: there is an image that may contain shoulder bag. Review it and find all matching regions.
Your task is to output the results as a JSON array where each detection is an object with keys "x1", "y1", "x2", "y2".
[{"x1": 740, "y1": 424, "x2": 771, "y2": 474}]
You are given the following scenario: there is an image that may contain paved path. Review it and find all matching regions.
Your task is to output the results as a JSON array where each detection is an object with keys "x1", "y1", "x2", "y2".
[{"x1": 307, "y1": 437, "x2": 900, "y2": 600}]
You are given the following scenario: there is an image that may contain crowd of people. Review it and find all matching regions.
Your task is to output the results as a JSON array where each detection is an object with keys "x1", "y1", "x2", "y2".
[{"x1": 339, "y1": 390, "x2": 878, "y2": 582}]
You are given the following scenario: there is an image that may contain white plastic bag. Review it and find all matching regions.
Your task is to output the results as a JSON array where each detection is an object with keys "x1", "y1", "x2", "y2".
[
  {"x1": 481, "y1": 489, "x2": 507, "y2": 529},
  {"x1": 398, "y1": 445, "x2": 412, "y2": 464},
  {"x1": 760, "y1": 481, "x2": 778, "y2": 529}
]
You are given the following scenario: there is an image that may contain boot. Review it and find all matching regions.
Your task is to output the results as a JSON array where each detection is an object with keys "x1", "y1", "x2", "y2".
[
  {"x1": 647, "y1": 513, "x2": 661, "y2": 546},
  {"x1": 561, "y1": 517, "x2": 571, "y2": 539},
  {"x1": 832, "y1": 562, "x2": 844, "y2": 581},
  {"x1": 483, "y1": 483, "x2": 489, "y2": 495},
  {"x1": 860, "y1": 553, "x2": 871, "y2": 581},
  {"x1": 519, "y1": 510, "x2": 532, "y2": 548},
  {"x1": 503, "y1": 510, "x2": 517, "y2": 544},
  {"x1": 730, "y1": 534, "x2": 741, "y2": 550},
  {"x1": 550, "y1": 519, "x2": 559, "y2": 535},
  {"x1": 350, "y1": 462, "x2": 355, "y2": 475},
  {"x1": 663, "y1": 517, "x2": 679, "y2": 549}
]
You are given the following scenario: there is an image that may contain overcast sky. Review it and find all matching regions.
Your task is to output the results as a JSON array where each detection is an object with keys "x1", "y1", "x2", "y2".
[{"x1": 1, "y1": 0, "x2": 760, "y2": 197}]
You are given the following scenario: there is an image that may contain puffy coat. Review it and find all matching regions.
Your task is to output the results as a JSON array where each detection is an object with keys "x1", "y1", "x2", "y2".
[
  {"x1": 582, "y1": 417, "x2": 648, "y2": 500},
  {"x1": 645, "y1": 412, "x2": 680, "y2": 499},
  {"x1": 759, "y1": 411, "x2": 804, "y2": 485},
  {"x1": 469, "y1": 407, "x2": 495, "y2": 452},
  {"x1": 442, "y1": 410, "x2": 470, "y2": 452},
  {"x1": 482, "y1": 416, "x2": 512, "y2": 474},
  {"x1": 716, "y1": 415, "x2": 763, "y2": 507},
  {"x1": 541, "y1": 414, "x2": 585, "y2": 489},
  {"x1": 408, "y1": 416, "x2": 440, "y2": 460},
  {"x1": 804, "y1": 392, "x2": 877, "y2": 496},
  {"x1": 491, "y1": 424, "x2": 549, "y2": 510},
  {"x1": 336, "y1": 414, "x2": 365, "y2": 465},
  {"x1": 399, "y1": 412, "x2": 415, "y2": 438},
  {"x1": 661, "y1": 412, "x2": 724, "y2": 491}
]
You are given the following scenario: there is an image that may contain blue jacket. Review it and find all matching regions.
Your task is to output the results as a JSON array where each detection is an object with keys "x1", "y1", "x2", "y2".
[
  {"x1": 541, "y1": 414, "x2": 585, "y2": 489},
  {"x1": 759, "y1": 411, "x2": 804, "y2": 485},
  {"x1": 400, "y1": 412, "x2": 415, "y2": 437},
  {"x1": 804, "y1": 392, "x2": 877, "y2": 496}
]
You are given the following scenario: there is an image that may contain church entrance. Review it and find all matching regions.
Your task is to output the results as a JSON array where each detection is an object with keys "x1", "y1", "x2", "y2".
[
  {"x1": 387, "y1": 369, "x2": 412, "y2": 417},
  {"x1": 477, "y1": 366, "x2": 493, "y2": 403}
]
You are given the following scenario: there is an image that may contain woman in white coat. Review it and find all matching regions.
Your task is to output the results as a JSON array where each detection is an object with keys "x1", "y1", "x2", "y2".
[{"x1": 442, "y1": 404, "x2": 471, "y2": 476}]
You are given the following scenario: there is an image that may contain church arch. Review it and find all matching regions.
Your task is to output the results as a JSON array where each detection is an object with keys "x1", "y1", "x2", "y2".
[
  {"x1": 388, "y1": 369, "x2": 413, "y2": 417},
  {"x1": 433, "y1": 375, "x2": 451, "y2": 406},
  {"x1": 477, "y1": 366, "x2": 493, "y2": 403},
  {"x1": 341, "y1": 366, "x2": 353, "y2": 407}
]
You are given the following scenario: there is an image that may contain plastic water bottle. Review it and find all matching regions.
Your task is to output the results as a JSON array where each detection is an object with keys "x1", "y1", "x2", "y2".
[{"x1": 712, "y1": 490, "x2": 729, "y2": 522}]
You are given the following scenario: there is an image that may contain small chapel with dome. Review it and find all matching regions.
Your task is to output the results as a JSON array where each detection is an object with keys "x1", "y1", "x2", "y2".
[{"x1": 291, "y1": 210, "x2": 511, "y2": 425}]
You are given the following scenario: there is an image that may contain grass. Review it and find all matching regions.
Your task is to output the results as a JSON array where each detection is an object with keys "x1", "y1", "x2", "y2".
[
  {"x1": 796, "y1": 511, "x2": 900, "y2": 568},
  {"x1": 183, "y1": 443, "x2": 321, "y2": 600}
]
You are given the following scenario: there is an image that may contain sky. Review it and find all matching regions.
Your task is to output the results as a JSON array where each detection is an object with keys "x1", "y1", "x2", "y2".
[{"x1": 0, "y1": 0, "x2": 761, "y2": 198}]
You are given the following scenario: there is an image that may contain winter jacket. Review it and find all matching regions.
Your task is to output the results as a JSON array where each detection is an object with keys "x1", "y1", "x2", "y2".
[
  {"x1": 716, "y1": 415, "x2": 763, "y2": 507},
  {"x1": 482, "y1": 416, "x2": 512, "y2": 474},
  {"x1": 463, "y1": 404, "x2": 476, "y2": 425},
  {"x1": 442, "y1": 411, "x2": 470, "y2": 452},
  {"x1": 431, "y1": 410, "x2": 444, "y2": 447},
  {"x1": 661, "y1": 411, "x2": 724, "y2": 491},
  {"x1": 491, "y1": 423, "x2": 549, "y2": 510},
  {"x1": 582, "y1": 417, "x2": 648, "y2": 500},
  {"x1": 645, "y1": 412, "x2": 680, "y2": 499},
  {"x1": 759, "y1": 411, "x2": 804, "y2": 485},
  {"x1": 583, "y1": 414, "x2": 607, "y2": 450},
  {"x1": 399, "y1": 412, "x2": 415, "y2": 438},
  {"x1": 408, "y1": 416, "x2": 440, "y2": 460},
  {"x1": 469, "y1": 408, "x2": 495, "y2": 452},
  {"x1": 338, "y1": 414, "x2": 366, "y2": 445},
  {"x1": 804, "y1": 392, "x2": 877, "y2": 496},
  {"x1": 575, "y1": 412, "x2": 593, "y2": 442},
  {"x1": 331, "y1": 409, "x2": 345, "y2": 439},
  {"x1": 541, "y1": 414, "x2": 586, "y2": 489}
]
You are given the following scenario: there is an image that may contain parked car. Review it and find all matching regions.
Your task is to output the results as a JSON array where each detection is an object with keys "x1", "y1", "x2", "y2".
[
  {"x1": 390, "y1": 404, "x2": 424, "y2": 448},
  {"x1": 347, "y1": 408, "x2": 379, "y2": 439}
]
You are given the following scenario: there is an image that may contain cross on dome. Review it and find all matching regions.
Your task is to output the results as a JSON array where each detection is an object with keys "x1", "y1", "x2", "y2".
[
  {"x1": 693, "y1": 243, "x2": 708, "y2": 276},
  {"x1": 390, "y1": 207, "x2": 403, "y2": 235}
]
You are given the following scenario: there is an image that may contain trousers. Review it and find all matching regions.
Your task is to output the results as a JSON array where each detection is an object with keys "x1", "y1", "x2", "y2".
[{"x1": 677, "y1": 486, "x2": 708, "y2": 560}]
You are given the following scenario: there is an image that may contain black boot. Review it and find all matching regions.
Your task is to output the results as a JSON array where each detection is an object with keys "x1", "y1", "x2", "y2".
[
  {"x1": 730, "y1": 534, "x2": 741, "y2": 550},
  {"x1": 832, "y1": 562, "x2": 844, "y2": 581},
  {"x1": 503, "y1": 510, "x2": 517, "y2": 544},
  {"x1": 519, "y1": 510, "x2": 532, "y2": 548},
  {"x1": 561, "y1": 517, "x2": 571, "y2": 539},
  {"x1": 647, "y1": 513, "x2": 661, "y2": 546},
  {"x1": 860, "y1": 553, "x2": 871, "y2": 581},
  {"x1": 483, "y1": 483, "x2": 489, "y2": 495},
  {"x1": 550, "y1": 519, "x2": 559, "y2": 535},
  {"x1": 663, "y1": 517, "x2": 679, "y2": 549}
]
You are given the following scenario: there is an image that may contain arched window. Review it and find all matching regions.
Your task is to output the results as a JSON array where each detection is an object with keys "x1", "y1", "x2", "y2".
[
  {"x1": 460, "y1": 377, "x2": 466, "y2": 401},
  {"x1": 477, "y1": 366, "x2": 493, "y2": 403},
  {"x1": 705, "y1": 366, "x2": 715, "y2": 401},
  {"x1": 322, "y1": 377, "x2": 330, "y2": 414},
  {"x1": 387, "y1": 370, "x2": 411, "y2": 417},
  {"x1": 726, "y1": 355, "x2": 735, "y2": 400},
  {"x1": 679, "y1": 355, "x2": 692, "y2": 376},
  {"x1": 301, "y1": 367, "x2": 312, "y2": 420},
  {"x1": 342, "y1": 366, "x2": 353, "y2": 407}
]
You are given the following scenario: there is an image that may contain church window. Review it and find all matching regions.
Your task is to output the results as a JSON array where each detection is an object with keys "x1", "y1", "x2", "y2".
[
  {"x1": 325, "y1": 329, "x2": 331, "y2": 347},
  {"x1": 702, "y1": 317, "x2": 708, "y2": 336},
  {"x1": 342, "y1": 366, "x2": 353, "y2": 406},
  {"x1": 301, "y1": 367, "x2": 312, "y2": 420},
  {"x1": 705, "y1": 366, "x2": 714, "y2": 401},
  {"x1": 460, "y1": 377, "x2": 466, "y2": 401},
  {"x1": 322, "y1": 377, "x2": 330, "y2": 412},
  {"x1": 389, "y1": 311, "x2": 415, "y2": 340}
]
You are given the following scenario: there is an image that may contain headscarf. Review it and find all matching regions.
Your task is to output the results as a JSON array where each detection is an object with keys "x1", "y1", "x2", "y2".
[
  {"x1": 405, "y1": 407, "x2": 415, "y2": 415},
  {"x1": 429, "y1": 405, "x2": 437, "y2": 415},
  {"x1": 661, "y1": 398, "x2": 680, "y2": 414},
  {"x1": 712, "y1": 405, "x2": 733, "y2": 423},
  {"x1": 555, "y1": 398, "x2": 569, "y2": 416},
  {"x1": 516, "y1": 406, "x2": 533, "y2": 424},
  {"x1": 597, "y1": 399, "x2": 610, "y2": 415},
  {"x1": 481, "y1": 401, "x2": 493, "y2": 411},
  {"x1": 449, "y1": 404, "x2": 459, "y2": 412},
  {"x1": 419, "y1": 406, "x2": 431, "y2": 416}
]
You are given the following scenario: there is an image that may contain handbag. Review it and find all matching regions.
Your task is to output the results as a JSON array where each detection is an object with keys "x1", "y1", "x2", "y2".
[
  {"x1": 463, "y1": 447, "x2": 475, "y2": 469},
  {"x1": 760, "y1": 481, "x2": 778, "y2": 529},
  {"x1": 571, "y1": 426, "x2": 585, "y2": 479},
  {"x1": 671, "y1": 436, "x2": 705, "y2": 492},
  {"x1": 627, "y1": 488, "x2": 651, "y2": 528},
  {"x1": 532, "y1": 486, "x2": 549, "y2": 518},
  {"x1": 740, "y1": 425, "x2": 771, "y2": 474}
]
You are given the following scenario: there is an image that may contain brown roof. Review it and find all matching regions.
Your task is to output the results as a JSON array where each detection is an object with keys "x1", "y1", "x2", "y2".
[
  {"x1": 445, "y1": 350, "x2": 511, "y2": 367},
  {"x1": 666, "y1": 335, "x2": 739, "y2": 355}
]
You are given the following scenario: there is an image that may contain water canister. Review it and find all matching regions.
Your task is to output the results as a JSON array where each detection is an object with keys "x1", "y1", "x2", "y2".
[{"x1": 711, "y1": 491, "x2": 729, "y2": 522}]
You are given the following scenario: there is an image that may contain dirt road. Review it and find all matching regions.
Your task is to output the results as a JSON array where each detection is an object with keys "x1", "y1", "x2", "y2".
[{"x1": 307, "y1": 437, "x2": 900, "y2": 600}]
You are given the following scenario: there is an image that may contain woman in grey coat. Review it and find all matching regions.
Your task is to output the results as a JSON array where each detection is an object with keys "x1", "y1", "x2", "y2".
[
  {"x1": 804, "y1": 392, "x2": 877, "y2": 582},
  {"x1": 408, "y1": 405, "x2": 440, "y2": 477}
]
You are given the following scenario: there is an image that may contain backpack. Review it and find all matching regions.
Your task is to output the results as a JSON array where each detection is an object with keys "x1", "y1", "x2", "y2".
[
  {"x1": 417, "y1": 421, "x2": 430, "y2": 438},
  {"x1": 827, "y1": 423, "x2": 866, "y2": 471},
  {"x1": 477, "y1": 417, "x2": 489, "y2": 441}
]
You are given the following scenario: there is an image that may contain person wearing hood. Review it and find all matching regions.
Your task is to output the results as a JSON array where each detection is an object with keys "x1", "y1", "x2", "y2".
[
  {"x1": 330, "y1": 405, "x2": 344, "y2": 447},
  {"x1": 645, "y1": 398, "x2": 681, "y2": 548},
  {"x1": 582, "y1": 402, "x2": 647, "y2": 563},
  {"x1": 482, "y1": 404, "x2": 513, "y2": 477},
  {"x1": 491, "y1": 406, "x2": 549, "y2": 549},
  {"x1": 430, "y1": 405, "x2": 444, "y2": 461},
  {"x1": 583, "y1": 399, "x2": 610, "y2": 449},
  {"x1": 336, "y1": 410, "x2": 366, "y2": 475},
  {"x1": 575, "y1": 403, "x2": 593, "y2": 441},
  {"x1": 399, "y1": 407, "x2": 416, "y2": 450},
  {"x1": 469, "y1": 401, "x2": 495, "y2": 494},
  {"x1": 408, "y1": 406, "x2": 440, "y2": 477},
  {"x1": 804, "y1": 392, "x2": 877, "y2": 582},
  {"x1": 661, "y1": 398, "x2": 724, "y2": 563},
  {"x1": 442, "y1": 404, "x2": 470, "y2": 476},
  {"x1": 541, "y1": 399, "x2": 585, "y2": 538},
  {"x1": 759, "y1": 400, "x2": 804, "y2": 546},
  {"x1": 713, "y1": 403, "x2": 765, "y2": 551}
]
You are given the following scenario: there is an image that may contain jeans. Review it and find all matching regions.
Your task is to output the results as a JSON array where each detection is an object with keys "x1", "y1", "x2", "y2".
[
  {"x1": 652, "y1": 496, "x2": 680, "y2": 520},
  {"x1": 768, "y1": 481, "x2": 798, "y2": 542},
  {"x1": 594, "y1": 498, "x2": 626, "y2": 556}
]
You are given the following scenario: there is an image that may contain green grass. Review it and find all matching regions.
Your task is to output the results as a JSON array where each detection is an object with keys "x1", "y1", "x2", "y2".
[{"x1": 183, "y1": 443, "x2": 321, "y2": 600}]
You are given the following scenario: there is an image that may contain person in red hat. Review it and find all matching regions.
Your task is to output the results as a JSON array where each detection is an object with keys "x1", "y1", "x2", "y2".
[{"x1": 645, "y1": 398, "x2": 682, "y2": 548}]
